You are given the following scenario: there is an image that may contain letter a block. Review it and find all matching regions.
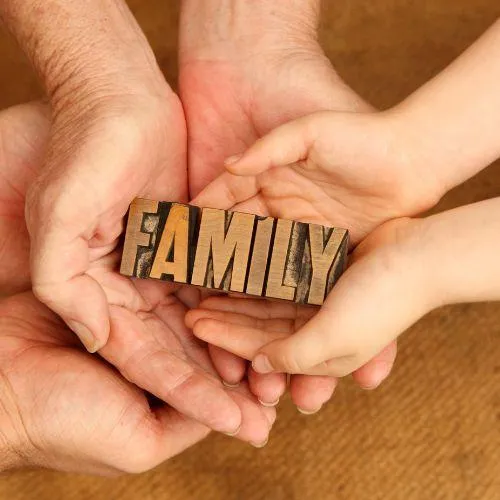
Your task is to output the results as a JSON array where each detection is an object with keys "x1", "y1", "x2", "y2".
[{"x1": 120, "y1": 198, "x2": 349, "y2": 305}]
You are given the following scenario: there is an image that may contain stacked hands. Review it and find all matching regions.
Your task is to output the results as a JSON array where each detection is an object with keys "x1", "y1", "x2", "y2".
[{"x1": 1, "y1": 0, "x2": 500, "y2": 476}]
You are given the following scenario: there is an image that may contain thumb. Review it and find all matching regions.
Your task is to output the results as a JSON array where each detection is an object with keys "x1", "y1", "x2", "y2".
[
  {"x1": 224, "y1": 111, "x2": 333, "y2": 176},
  {"x1": 251, "y1": 219, "x2": 434, "y2": 377},
  {"x1": 27, "y1": 187, "x2": 112, "y2": 353},
  {"x1": 25, "y1": 154, "x2": 125, "y2": 352}
]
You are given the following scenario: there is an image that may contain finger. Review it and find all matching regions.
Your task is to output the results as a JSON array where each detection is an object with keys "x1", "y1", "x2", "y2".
[
  {"x1": 191, "y1": 317, "x2": 289, "y2": 361},
  {"x1": 208, "y1": 344, "x2": 247, "y2": 387},
  {"x1": 27, "y1": 182, "x2": 121, "y2": 352},
  {"x1": 103, "y1": 306, "x2": 243, "y2": 436},
  {"x1": 187, "y1": 307, "x2": 296, "y2": 334},
  {"x1": 252, "y1": 241, "x2": 428, "y2": 376},
  {"x1": 289, "y1": 375, "x2": 338, "y2": 414},
  {"x1": 352, "y1": 341, "x2": 397, "y2": 390},
  {"x1": 226, "y1": 382, "x2": 276, "y2": 446},
  {"x1": 191, "y1": 171, "x2": 259, "y2": 210},
  {"x1": 224, "y1": 113, "x2": 327, "y2": 175},
  {"x1": 248, "y1": 366, "x2": 286, "y2": 407},
  {"x1": 198, "y1": 296, "x2": 314, "y2": 321}
]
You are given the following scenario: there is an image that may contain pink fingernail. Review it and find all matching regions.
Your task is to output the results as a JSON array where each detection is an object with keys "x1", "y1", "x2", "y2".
[
  {"x1": 250, "y1": 438, "x2": 269, "y2": 449},
  {"x1": 363, "y1": 363, "x2": 391, "y2": 390},
  {"x1": 224, "y1": 154, "x2": 243, "y2": 166},
  {"x1": 222, "y1": 380, "x2": 240, "y2": 389},
  {"x1": 258, "y1": 398, "x2": 280, "y2": 408},
  {"x1": 297, "y1": 405, "x2": 323, "y2": 415},
  {"x1": 252, "y1": 354, "x2": 274, "y2": 374}
]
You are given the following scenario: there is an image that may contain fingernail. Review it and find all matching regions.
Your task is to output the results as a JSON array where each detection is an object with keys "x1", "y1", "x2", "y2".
[
  {"x1": 68, "y1": 321, "x2": 99, "y2": 353},
  {"x1": 223, "y1": 425, "x2": 241, "y2": 437},
  {"x1": 252, "y1": 354, "x2": 274, "y2": 374},
  {"x1": 258, "y1": 398, "x2": 280, "y2": 408},
  {"x1": 222, "y1": 380, "x2": 240, "y2": 388},
  {"x1": 224, "y1": 154, "x2": 243, "y2": 166},
  {"x1": 250, "y1": 438, "x2": 268, "y2": 449},
  {"x1": 265, "y1": 410, "x2": 277, "y2": 428},
  {"x1": 297, "y1": 405, "x2": 323, "y2": 415},
  {"x1": 362, "y1": 363, "x2": 390, "y2": 390}
]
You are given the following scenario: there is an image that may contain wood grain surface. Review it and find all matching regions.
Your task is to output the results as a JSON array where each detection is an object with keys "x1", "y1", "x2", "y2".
[{"x1": 121, "y1": 200, "x2": 348, "y2": 304}]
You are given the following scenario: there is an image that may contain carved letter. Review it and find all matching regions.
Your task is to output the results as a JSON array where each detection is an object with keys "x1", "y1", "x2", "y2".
[{"x1": 191, "y1": 208, "x2": 255, "y2": 292}]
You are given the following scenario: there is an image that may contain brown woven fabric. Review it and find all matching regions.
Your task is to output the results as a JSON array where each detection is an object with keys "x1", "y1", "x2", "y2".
[{"x1": 1, "y1": 1, "x2": 499, "y2": 499}]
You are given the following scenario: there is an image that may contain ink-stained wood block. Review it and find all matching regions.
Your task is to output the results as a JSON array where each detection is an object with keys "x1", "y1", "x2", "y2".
[{"x1": 120, "y1": 198, "x2": 349, "y2": 305}]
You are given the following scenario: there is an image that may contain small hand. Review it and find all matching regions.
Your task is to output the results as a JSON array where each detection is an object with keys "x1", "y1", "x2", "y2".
[{"x1": 189, "y1": 109, "x2": 441, "y2": 381}]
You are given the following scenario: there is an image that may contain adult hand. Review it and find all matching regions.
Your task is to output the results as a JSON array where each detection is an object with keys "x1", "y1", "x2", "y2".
[
  {"x1": 179, "y1": 0, "x2": 396, "y2": 412},
  {"x1": 0, "y1": 291, "x2": 209, "y2": 475},
  {"x1": 0, "y1": 99, "x2": 275, "y2": 446},
  {"x1": 0, "y1": 103, "x2": 209, "y2": 474}
]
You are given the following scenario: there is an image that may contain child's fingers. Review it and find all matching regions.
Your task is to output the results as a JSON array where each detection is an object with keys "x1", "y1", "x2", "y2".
[
  {"x1": 186, "y1": 307, "x2": 296, "y2": 333},
  {"x1": 190, "y1": 316, "x2": 289, "y2": 361},
  {"x1": 251, "y1": 238, "x2": 429, "y2": 377},
  {"x1": 191, "y1": 171, "x2": 259, "y2": 210},
  {"x1": 224, "y1": 112, "x2": 330, "y2": 176},
  {"x1": 198, "y1": 296, "x2": 314, "y2": 322}
]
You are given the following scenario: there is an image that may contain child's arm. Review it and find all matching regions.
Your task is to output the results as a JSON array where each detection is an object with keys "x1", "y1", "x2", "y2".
[
  {"x1": 217, "y1": 18, "x2": 500, "y2": 213},
  {"x1": 188, "y1": 197, "x2": 500, "y2": 376},
  {"x1": 394, "y1": 18, "x2": 500, "y2": 193}
]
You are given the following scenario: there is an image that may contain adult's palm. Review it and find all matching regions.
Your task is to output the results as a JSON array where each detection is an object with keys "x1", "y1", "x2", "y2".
[
  {"x1": 0, "y1": 291, "x2": 208, "y2": 474},
  {"x1": 0, "y1": 102, "x2": 274, "y2": 447}
]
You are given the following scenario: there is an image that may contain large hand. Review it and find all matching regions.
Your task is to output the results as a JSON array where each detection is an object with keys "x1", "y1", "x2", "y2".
[
  {"x1": 0, "y1": 291, "x2": 210, "y2": 474},
  {"x1": 0, "y1": 102, "x2": 275, "y2": 447},
  {"x1": 179, "y1": 1, "x2": 395, "y2": 412},
  {"x1": 0, "y1": 102, "x2": 50, "y2": 295}
]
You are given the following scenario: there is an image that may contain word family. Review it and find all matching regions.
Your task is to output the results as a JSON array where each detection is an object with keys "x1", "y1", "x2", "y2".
[{"x1": 120, "y1": 199, "x2": 349, "y2": 305}]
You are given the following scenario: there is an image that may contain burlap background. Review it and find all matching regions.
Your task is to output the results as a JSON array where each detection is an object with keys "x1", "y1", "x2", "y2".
[{"x1": 0, "y1": 1, "x2": 499, "y2": 499}]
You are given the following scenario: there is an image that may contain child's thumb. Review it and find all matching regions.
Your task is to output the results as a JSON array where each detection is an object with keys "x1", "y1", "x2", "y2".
[{"x1": 224, "y1": 112, "x2": 331, "y2": 176}]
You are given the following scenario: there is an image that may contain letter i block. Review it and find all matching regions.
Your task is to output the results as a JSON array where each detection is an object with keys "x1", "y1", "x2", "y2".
[{"x1": 120, "y1": 198, "x2": 349, "y2": 305}]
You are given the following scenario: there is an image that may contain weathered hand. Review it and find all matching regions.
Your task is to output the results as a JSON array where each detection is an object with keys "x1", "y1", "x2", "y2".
[
  {"x1": 179, "y1": 1, "x2": 395, "y2": 412},
  {"x1": 0, "y1": 291, "x2": 209, "y2": 474},
  {"x1": 0, "y1": 102, "x2": 275, "y2": 447},
  {"x1": 0, "y1": 102, "x2": 50, "y2": 295}
]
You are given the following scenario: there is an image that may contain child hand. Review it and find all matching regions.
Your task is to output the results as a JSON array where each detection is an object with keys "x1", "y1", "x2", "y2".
[
  {"x1": 188, "y1": 195, "x2": 500, "y2": 377},
  {"x1": 193, "y1": 110, "x2": 441, "y2": 244},
  {"x1": 188, "y1": 109, "x2": 441, "y2": 385},
  {"x1": 187, "y1": 216, "x2": 425, "y2": 377}
]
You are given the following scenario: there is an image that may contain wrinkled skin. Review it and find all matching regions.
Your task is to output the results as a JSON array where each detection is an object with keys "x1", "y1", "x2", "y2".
[{"x1": 0, "y1": 102, "x2": 275, "y2": 475}]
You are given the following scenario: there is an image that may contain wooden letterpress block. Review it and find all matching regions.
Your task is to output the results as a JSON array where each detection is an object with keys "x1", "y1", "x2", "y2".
[
  {"x1": 120, "y1": 198, "x2": 349, "y2": 305},
  {"x1": 298, "y1": 225, "x2": 349, "y2": 305},
  {"x1": 265, "y1": 220, "x2": 307, "y2": 301},
  {"x1": 120, "y1": 198, "x2": 160, "y2": 278},
  {"x1": 120, "y1": 200, "x2": 199, "y2": 282},
  {"x1": 191, "y1": 208, "x2": 255, "y2": 292},
  {"x1": 245, "y1": 216, "x2": 274, "y2": 296}
]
